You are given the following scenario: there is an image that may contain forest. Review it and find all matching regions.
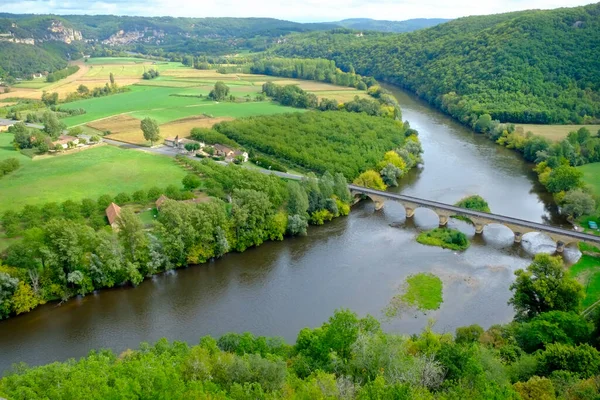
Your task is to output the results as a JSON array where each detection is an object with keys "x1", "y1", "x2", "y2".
[
  {"x1": 212, "y1": 111, "x2": 409, "y2": 179},
  {"x1": 0, "y1": 42, "x2": 67, "y2": 78},
  {"x1": 0, "y1": 159, "x2": 354, "y2": 319},
  {"x1": 271, "y1": 3, "x2": 600, "y2": 125},
  {"x1": 2, "y1": 253, "x2": 600, "y2": 399}
]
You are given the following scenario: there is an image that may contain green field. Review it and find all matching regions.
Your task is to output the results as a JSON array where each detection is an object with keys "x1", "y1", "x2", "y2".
[
  {"x1": 0, "y1": 133, "x2": 29, "y2": 162},
  {"x1": 85, "y1": 57, "x2": 167, "y2": 65},
  {"x1": 0, "y1": 145, "x2": 186, "y2": 213},
  {"x1": 578, "y1": 163, "x2": 600, "y2": 197},
  {"x1": 570, "y1": 255, "x2": 600, "y2": 309},
  {"x1": 61, "y1": 86, "x2": 293, "y2": 126},
  {"x1": 12, "y1": 78, "x2": 50, "y2": 89}
]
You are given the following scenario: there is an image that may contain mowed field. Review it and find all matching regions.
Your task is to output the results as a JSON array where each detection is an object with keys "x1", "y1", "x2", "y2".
[
  {"x1": 578, "y1": 163, "x2": 600, "y2": 196},
  {"x1": 516, "y1": 124, "x2": 600, "y2": 141},
  {"x1": 0, "y1": 139, "x2": 186, "y2": 213}
]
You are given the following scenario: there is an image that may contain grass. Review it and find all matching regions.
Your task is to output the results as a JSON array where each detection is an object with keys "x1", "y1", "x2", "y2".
[
  {"x1": 138, "y1": 208, "x2": 159, "y2": 227},
  {"x1": 12, "y1": 78, "x2": 50, "y2": 89},
  {"x1": 85, "y1": 57, "x2": 165, "y2": 65},
  {"x1": 0, "y1": 133, "x2": 30, "y2": 162},
  {"x1": 0, "y1": 145, "x2": 186, "y2": 213},
  {"x1": 516, "y1": 124, "x2": 600, "y2": 142},
  {"x1": 385, "y1": 273, "x2": 443, "y2": 317},
  {"x1": 578, "y1": 163, "x2": 600, "y2": 197},
  {"x1": 416, "y1": 228, "x2": 470, "y2": 251},
  {"x1": 570, "y1": 255, "x2": 600, "y2": 309}
]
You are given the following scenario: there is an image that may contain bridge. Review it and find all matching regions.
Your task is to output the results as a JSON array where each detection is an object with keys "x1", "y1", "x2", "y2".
[{"x1": 349, "y1": 184, "x2": 600, "y2": 252}]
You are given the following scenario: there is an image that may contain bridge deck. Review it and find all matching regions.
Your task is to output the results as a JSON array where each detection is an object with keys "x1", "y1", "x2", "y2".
[{"x1": 349, "y1": 184, "x2": 600, "y2": 244}]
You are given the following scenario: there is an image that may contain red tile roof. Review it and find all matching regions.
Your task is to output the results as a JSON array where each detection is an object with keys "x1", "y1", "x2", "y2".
[{"x1": 105, "y1": 202, "x2": 122, "y2": 226}]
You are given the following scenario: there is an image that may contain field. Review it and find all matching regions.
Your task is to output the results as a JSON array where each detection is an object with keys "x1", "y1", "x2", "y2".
[
  {"x1": 578, "y1": 163, "x2": 600, "y2": 196},
  {"x1": 0, "y1": 144, "x2": 186, "y2": 213},
  {"x1": 0, "y1": 133, "x2": 29, "y2": 162},
  {"x1": 516, "y1": 124, "x2": 600, "y2": 141},
  {"x1": 570, "y1": 255, "x2": 600, "y2": 309}
]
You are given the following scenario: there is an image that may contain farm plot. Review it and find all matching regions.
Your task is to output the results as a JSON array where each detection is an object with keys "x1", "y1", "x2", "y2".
[{"x1": 516, "y1": 124, "x2": 600, "y2": 141}]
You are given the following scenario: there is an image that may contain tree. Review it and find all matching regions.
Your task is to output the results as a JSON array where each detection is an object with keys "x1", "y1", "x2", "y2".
[
  {"x1": 474, "y1": 114, "x2": 493, "y2": 133},
  {"x1": 140, "y1": 117, "x2": 160, "y2": 146},
  {"x1": 333, "y1": 172, "x2": 351, "y2": 203},
  {"x1": 42, "y1": 111, "x2": 63, "y2": 138},
  {"x1": 77, "y1": 84, "x2": 89, "y2": 95},
  {"x1": 132, "y1": 190, "x2": 147, "y2": 203},
  {"x1": 353, "y1": 170, "x2": 387, "y2": 191},
  {"x1": 560, "y1": 189, "x2": 595, "y2": 218},
  {"x1": 546, "y1": 165, "x2": 583, "y2": 193},
  {"x1": 287, "y1": 214, "x2": 308, "y2": 236},
  {"x1": 380, "y1": 163, "x2": 402, "y2": 186},
  {"x1": 286, "y1": 181, "x2": 309, "y2": 216},
  {"x1": 513, "y1": 376, "x2": 556, "y2": 400},
  {"x1": 0, "y1": 272, "x2": 19, "y2": 319},
  {"x1": 41, "y1": 91, "x2": 58, "y2": 106},
  {"x1": 109, "y1": 72, "x2": 115, "y2": 85},
  {"x1": 209, "y1": 81, "x2": 230, "y2": 101},
  {"x1": 509, "y1": 254, "x2": 584, "y2": 321},
  {"x1": 116, "y1": 209, "x2": 149, "y2": 267},
  {"x1": 537, "y1": 343, "x2": 600, "y2": 378},
  {"x1": 182, "y1": 174, "x2": 202, "y2": 190}
]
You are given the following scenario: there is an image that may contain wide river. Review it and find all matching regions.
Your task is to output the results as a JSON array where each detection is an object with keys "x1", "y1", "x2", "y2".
[{"x1": 0, "y1": 86, "x2": 575, "y2": 373}]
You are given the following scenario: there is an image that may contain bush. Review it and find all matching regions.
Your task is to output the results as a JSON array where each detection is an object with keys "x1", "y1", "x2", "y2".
[
  {"x1": 416, "y1": 228, "x2": 470, "y2": 251},
  {"x1": 114, "y1": 192, "x2": 131, "y2": 205},
  {"x1": 182, "y1": 174, "x2": 202, "y2": 190},
  {"x1": 0, "y1": 158, "x2": 20, "y2": 178},
  {"x1": 250, "y1": 156, "x2": 287, "y2": 172},
  {"x1": 454, "y1": 195, "x2": 490, "y2": 213},
  {"x1": 309, "y1": 209, "x2": 334, "y2": 225}
]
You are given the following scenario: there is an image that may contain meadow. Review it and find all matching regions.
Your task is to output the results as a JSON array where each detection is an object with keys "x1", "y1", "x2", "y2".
[
  {"x1": 570, "y1": 255, "x2": 600, "y2": 309},
  {"x1": 578, "y1": 163, "x2": 600, "y2": 197},
  {"x1": 516, "y1": 124, "x2": 600, "y2": 141},
  {"x1": 0, "y1": 133, "x2": 29, "y2": 162},
  {"x1": 0, "y1": 144, "x2": 186, "y2": 213}
]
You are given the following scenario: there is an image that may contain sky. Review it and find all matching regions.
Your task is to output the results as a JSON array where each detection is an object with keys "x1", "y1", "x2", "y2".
[{"x1": 0, "y1": 0, "x2": 594, "y2": 21}]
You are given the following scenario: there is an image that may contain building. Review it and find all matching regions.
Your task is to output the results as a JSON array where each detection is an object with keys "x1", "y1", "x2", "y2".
[
  {"x1": 52, "y1": 135, "x2": 79, "y2": 149},
  {"x1": 0, "y1": 120, "x2": 15, "y2": 132},
  {"x1": 213, "y1": 144, "x2": 248, "y2": 162},
  {"x1": 105, "y1": 203, "x2": 122, "y2": 230},
  {"x1": 164, "y1": 135, "x2": 204, "y2": 152},
  {"x1": 155, "y1": 194, "x2": 169, "y2": 209}
]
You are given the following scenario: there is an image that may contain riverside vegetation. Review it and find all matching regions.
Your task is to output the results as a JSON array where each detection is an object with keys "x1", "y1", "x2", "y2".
[
  {"x1": 2, "y1": 254, "x2": 600, "y2": 399},
  {"x1": 0, "y1": 159, "x2": 357, "y2": 319}
]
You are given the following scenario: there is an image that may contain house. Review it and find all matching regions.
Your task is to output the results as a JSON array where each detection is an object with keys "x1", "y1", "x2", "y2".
[
  {"x1": 164, "y1": 135, "x2": 204, "y2": 152},
  {"x1": 155, "y1": 194, "x2": 169, "y2": 209},
  {"x1": 32, "y1": 73, "x2": 43, "y2": 79},
  {"x1": 52, "y1": 135, "x2": 79, "y2": 149},
  {"x1": 105, "y1": 203, "x2": 122, "y2": 230},
  {"x1": 213, "y1": 144, "x2": 248, "y2": 162},
  {"x1": 0, "y1": 120, "x2": 15, "y2": 132}
]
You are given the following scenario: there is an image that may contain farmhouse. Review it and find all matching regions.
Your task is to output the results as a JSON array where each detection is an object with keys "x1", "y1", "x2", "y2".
[
  {"x1": 155, "y1": 194, "x2": 169, "y2": 209},
  {"x1": 213, "y1": 144, "x2": 248, "y2": 162},
  {"x1": 105, "y1": 203, "x2": 122, "y2": 230},
  {"x1": 164, "y1": 135, "x2": 204, "y2": 152},
  {"x1": 52, "y1": 135, "x2": 79, "y2": 149},
  {"x1": 0, "y1": 120, "x2": 15, "y2": 132}
]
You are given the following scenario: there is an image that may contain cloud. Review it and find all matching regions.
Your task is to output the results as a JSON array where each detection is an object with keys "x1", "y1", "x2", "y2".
[{"x1": 0, "y1": 0, "x2": 592, "y2": 21}]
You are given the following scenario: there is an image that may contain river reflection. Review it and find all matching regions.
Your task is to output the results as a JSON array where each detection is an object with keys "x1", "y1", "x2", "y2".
[{"x1": 0, "y1": 86, "x2": 576, "y2": 373}]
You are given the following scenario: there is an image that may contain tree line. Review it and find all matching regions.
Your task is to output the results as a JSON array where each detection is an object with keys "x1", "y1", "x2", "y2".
[
  {"x1": 2, "y1": 253, "x2": 600, "y2": 398},
  {"x1": 45, "y1": 65, "x2": 79, "y2": 83},
  {"x1": 0, "y1": 159, "x2": 353, "y2": 319},
  {"x1": 271, "y1": 3, "x2": 600, "y2": 125}
]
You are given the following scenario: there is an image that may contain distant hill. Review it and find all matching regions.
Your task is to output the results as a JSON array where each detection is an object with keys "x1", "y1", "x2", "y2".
[
  {"x1": 331, "y1": 18, "x2": 450, "y2": 32},
  {"x1": 272, "y1": 3, "x2": 600, "y2": 124}
]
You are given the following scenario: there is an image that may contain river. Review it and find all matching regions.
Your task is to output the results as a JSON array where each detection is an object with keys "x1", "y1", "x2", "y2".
[{"x1": 0, "y1": 86, "x2": 574, "y2": 373}]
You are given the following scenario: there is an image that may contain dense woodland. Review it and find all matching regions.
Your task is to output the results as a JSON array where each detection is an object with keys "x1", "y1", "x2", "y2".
[
  {"x1": 272, "y1": 3, "x2": 600, "y2": 125},
  {"x1": 212, "y1": 112, "x2": 409, "y2": 179},
  {"x1": 0, "y1": 42, "x2": 67, "y2": 78},
  {"x1": 0, "y1": 160, "x2": 353, "y2": 319},
  {"x1": 2, "y1": 252, "x2": 600, "y2": 398}
]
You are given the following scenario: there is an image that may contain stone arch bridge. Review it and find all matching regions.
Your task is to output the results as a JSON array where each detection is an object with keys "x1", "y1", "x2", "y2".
[{"x1": 349, "y1": 184, "x2": 600, "y2": 253}]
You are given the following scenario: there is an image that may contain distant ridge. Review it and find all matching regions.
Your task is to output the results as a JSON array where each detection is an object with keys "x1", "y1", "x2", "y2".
[{"x1": 330, "y1": 18, "x2": 450, "y2": 32}]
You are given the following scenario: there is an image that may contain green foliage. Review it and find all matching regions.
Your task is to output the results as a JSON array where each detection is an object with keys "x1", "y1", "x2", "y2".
[
  {"x1": 0, "y1": 157, "x2": 20, "y2": 179},
  {"x1": 353, "y1": 170, "x2": 387, "y2": 191},
  {"x1": 454, "y1": 195, "x2": 491, "y2": 213},
  {"x1": 0, "y1": 42, "x2": 67, "y2": 78},
  {"x1": 209, "y1": 81, "x2": 230, "y2": 101},
  {"x1": 560, "y1": 189, "x2": 596, "y2": 218},
  {"x1": 385, "y1": 273, "x2": 443, "y2": 317},
  {"x1": 416, "y1": 228, "x2": 470, "y2": 251},
  {"x1": 214, "y1": 112, "x2": 406, "y2": 179},
  {"x1": 190, "y1": 127, "x2": 238, "y2": 147},
  {"x1": 140, "y1": 117, "x2": 160, "y2": 146},
  {"x1": 182, "y1": 173, "x2": 202, "y2": 190},
  {"x1": 513, "y1": 376, "x2": 556, "y2": 400},
  {"x1": 456, "y1": 325, "x2": 484, "y2": 345},
  {"x1": 46, "y1": 65, "x2": 79, "y2": 83},
  {"x1": 142, "y1": 68, "x2": 160, "y2": 80},
  {"x1": 537, "y1": 343, "x2": 600, "y2": 378},
  {"x1": 274, "y1": 3, "x2": 600, "y2": 124},
  {"x1": 250, "y1": 155, "x2": 287, "y2": 172},
  {"x1": 509, "y1": 254, "x2": 584, "y2": 321}
]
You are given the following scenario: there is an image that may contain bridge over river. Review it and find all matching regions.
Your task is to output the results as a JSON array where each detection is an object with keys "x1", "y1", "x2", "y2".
[{"x1": 348, "y1": 184, "x2": 600, "y2": 253}]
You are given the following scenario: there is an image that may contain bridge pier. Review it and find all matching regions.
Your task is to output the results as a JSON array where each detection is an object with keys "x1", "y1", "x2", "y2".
[
  {"x1": 474, "y1": 223, "x2": 485, "y2": 234},
  {"x1": 439, "y1": 214, "x2": 449, "y2": 227},
  {"x1": 514, "y1": 232, "x2": 523, "y2": 243},
  {"x1": 373, "y1": 200, "x2": 385, "y2": 211},
  {"x1": 556, "y1": 242, "x2": 565, "y2": 253},
  {"x1": 405, "y1": 207, "x2": 415, "y2": 218}
]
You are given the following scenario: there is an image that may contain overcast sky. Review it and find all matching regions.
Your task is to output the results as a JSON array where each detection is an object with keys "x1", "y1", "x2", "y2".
[{"x1": 0, "y1": 0, "x2": 594, "y2": 21}]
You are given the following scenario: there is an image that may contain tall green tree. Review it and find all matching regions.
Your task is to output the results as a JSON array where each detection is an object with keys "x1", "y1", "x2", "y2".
[
  {"x1": 509, "y1": 254, "x2": 584, "y2": 321},
  {"x1": 140, "y1": 117, "x2": 160, "y2": 146},
  {"x1": 208, "y1": 81, "x2": 230, "y2": 101}
]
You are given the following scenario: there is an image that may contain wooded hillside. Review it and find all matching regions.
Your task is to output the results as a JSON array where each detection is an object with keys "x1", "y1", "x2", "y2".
[{"x1": 272, "y1": 3, "x2": 600, "y2": 125}]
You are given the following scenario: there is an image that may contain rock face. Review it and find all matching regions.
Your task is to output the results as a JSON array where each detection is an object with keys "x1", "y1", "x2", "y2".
[
  {"x1": 102, "y1": 28, "x2": 166, "y2": 46},
  {"x1": 46, "y1": 21, "x2": 82, "y2": 43},
  {"x1": 0, "y1": 33, "x2": 35, "y2": 45}
]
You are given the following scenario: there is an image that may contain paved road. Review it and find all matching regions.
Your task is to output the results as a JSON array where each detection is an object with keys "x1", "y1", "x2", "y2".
[
  {"x1": 0, "y1": 118, "x2": 44, "y2": 130},
  {"x1": 349, "y1": 185, "x2": 600, "y2": 244}
]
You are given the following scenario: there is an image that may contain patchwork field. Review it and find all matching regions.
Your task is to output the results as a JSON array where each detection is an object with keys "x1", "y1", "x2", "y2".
[
  {"x1": 516, "y1": 124, "x2": 600, "y2": 141},
  {"x1": 0, "y1": 145, "x2": 186, "y2": 213}
]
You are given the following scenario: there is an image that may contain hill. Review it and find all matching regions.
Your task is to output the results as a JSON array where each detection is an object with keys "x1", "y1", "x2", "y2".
[
  {"x1": 0, "y1": 42, "x2": 68, "y2": 78},
  {"x1": 331, "y1": 17, "x2": 450, "y2": 32},
  {"x1": 272, "y1": 3, "x2": 600, "y2": 125}
]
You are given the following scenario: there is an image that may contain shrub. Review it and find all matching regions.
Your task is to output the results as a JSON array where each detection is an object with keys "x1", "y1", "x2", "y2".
[{"x1": 416, "y1": 228, "x2": 470, "y2": 251}]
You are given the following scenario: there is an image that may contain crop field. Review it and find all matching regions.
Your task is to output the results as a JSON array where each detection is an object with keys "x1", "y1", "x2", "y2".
[
  {"x1": 516, "y1": 124, "x2": 600, "y2": 141},
  {"x1": 0, "y1": 145, "x2": 186, "y2": 213},
  {"x1": 578, "y1": 162, "x2": 600, "y2": 196},
  {"x1": 85, "y1": 57, "x2": 165, "y2": 64},
  {"x1": 159, "y1": 116, "x2": 234, "y2": 138}
]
